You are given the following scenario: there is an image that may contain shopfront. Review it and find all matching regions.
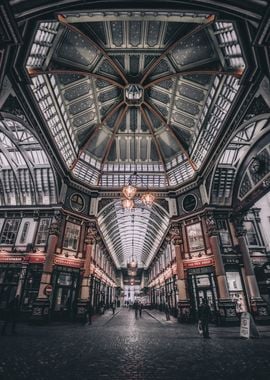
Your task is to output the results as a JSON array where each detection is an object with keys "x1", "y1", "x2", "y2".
[
  {"x1": 188, "y1": 266, "x2": 218, "y2": 321},
  {"x1": 21, "y1": 264, "x2": 43, "y2": 314},
  {"x1": 51, "y1": 266, "x2": 80, "y2": 321},
  {"x1": 0, "y1": 263, "x2": 21, "y2": 314}
]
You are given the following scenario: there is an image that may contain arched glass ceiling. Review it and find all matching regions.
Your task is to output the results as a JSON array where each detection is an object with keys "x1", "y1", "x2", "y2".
[
  {"x1": 0, "y1": 117, "x2": 57, "y2": 206},
  {"x1": 209, "y1": 116, "x2": 270, "y2": 205},
  {"x1": 98, "y1": 200, "x2": 170, "y2": 269},
  {"x1": 26, "y1": 12, "x2": 245, "y2": 189}
]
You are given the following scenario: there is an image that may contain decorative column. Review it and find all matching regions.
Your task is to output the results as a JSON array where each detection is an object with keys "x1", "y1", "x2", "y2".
[
  {"x1": 31, "y1": 212, "x2": 62, "y2": 322},
  {"x1": 169, "y1": 224, "x2": 190, "y2": 322},
  {"x1": 205, "y1": 213, "x2": 237, "y2": 324},
  {"x1": 77, "y1": 223, "x2": 97, "y2": 321},
  {"x1": 233, "y1": 214, "x2": 269, "y2": 321}
]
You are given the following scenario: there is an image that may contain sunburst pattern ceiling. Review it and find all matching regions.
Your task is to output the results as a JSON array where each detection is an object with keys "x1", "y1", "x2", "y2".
[{"x1": 26, "y1": 10, "x2": 245, "y2": 190}]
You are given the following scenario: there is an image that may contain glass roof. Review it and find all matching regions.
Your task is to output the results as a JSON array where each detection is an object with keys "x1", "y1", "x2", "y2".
[
  {"x1": 98, "y1": 200, "x2": 170, "y2": 269},
  {"x1": 25, "y1": 11, "x2": 246, "y2": 189},
  {"x1": 0, "y1": 117, "x2": 57, "y2": 206}
]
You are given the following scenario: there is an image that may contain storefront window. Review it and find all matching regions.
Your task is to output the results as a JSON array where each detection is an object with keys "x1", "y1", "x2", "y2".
[
  {"x1": 36, "y1": 218, "x2": 51, "y2": 245},
  {"x1": 226, "y1": 271, "x2": 247, "y2": 312},
  {"x1": 0, "y1": 219, "x2": 20, "y2": 245},
  {"x1": 186, "y1": 223, "x2": 204, "y2": 255},
  {"x1": 245, "y1": 221, "x2": 260, "y2": 246},
  {"x1": 63, "y1": 222, "x2": 81, "y2": 251}
]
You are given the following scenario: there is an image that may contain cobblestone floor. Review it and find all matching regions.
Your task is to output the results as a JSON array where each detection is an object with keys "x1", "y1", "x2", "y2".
[{"x1": 1, "y1": 308, "x2": 270, "y2": 380}]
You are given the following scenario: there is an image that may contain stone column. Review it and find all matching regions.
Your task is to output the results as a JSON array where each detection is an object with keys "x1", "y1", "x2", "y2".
[
  {"x1": 32, "y1": 212, "x2": 62, "y2": 322},
  {"x1": 169, "y1": 224, "x2": 190, "y2": 322},
  {"x1": 77, "y1": 223, "x2": 97, "y2": 321},
  {"x1": 232, "y1": 213, "x2": 269, "y2": 321}
]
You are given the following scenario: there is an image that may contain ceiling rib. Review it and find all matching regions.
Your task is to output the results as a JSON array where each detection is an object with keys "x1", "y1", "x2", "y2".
[
  {"x1": 69, "y1": 100, "x2": 125, "y2": 170},
  {"x1": 144, "y1": 68, "x2": 244, "y2": 89},
  {"x1": 139, "y1": 14, "x2": 216, "y2": 85},
  {"x1": 27, "y1": 68, "x2": 124, "y2": 89},
  {"x1": 143, "y1": 100, "x2": 197, "y2": 171},
  {"x1": 58, "y1": 15, "x2": 128, "y2": 85},
  {"x1": 98, "y1": 104, "x2": 129, "y2": 185}
]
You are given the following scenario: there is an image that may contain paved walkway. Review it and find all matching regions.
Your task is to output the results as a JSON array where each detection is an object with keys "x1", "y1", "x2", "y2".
[{"x1": 1, "y1": 307, "x2": 270, "y2": 380}]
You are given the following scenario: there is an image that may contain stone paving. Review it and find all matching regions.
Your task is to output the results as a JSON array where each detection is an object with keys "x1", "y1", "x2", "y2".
[{"x1": 0, "y1": 308, "x2": 270, "y2": 380}]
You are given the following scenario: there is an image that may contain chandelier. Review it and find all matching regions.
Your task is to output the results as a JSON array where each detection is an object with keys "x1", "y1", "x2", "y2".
[{"x1": 122, "y1": 171, "x2": 155, "y2": 209}]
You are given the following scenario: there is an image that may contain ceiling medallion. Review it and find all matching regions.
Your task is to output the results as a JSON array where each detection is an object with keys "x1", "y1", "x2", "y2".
[{"x1": 124, "y1": 84, "x2": 144, "y2": 106}]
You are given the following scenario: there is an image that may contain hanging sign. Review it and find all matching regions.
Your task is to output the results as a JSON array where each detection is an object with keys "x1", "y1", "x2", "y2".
[{"x1": 44, "y1": 284, "x2": 53, "y2": 297}]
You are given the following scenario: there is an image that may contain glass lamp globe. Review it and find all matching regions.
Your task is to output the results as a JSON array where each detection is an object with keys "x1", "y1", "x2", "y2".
[
  {"x1": 122, "y1": 198, "x2": 135, "y2": 209},
  {"x1": 122, "y1": 184, "x2": 137, "y2": 200},
  {"x1": 141, "y1": 192, "x2": 155, "y2": 206}
]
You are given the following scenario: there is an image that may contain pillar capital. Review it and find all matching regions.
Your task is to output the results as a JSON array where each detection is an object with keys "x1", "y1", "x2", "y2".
[
  {"x1": 230, "y1": 213, "x2": 247, "y2": 237},
  {"x1": 169, "y1": 224, "x2": 182, "y2": 246},
  {"x1": 49, "y1": 211, "x2": 63, "y2": 236},
  {"x1": 85, "y1": 222, "x2": 97, "y2": 245}
]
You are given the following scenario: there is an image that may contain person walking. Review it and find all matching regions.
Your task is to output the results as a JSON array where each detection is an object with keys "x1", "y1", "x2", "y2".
[
  {"x1": 1, "y1": 295, "x2": 20, "y2": 335},
  {"x1": 164, "y1": 302, "x2": 170, "y2": 321},
  {"x1": 112, "y1": 300, "x2": 116, "y2": 315},
  {"x1": 134, "y1": 301, "x2": 139, "y2": 319},
  {"x1": 139, "y1": 302, "x2": 143, "y2": 318},
  {"x1": 198, "y1": 298, "x2": 211, "y2": 339},
  {"x1": 87, "y1": 301, "x2": 93, "y2": 325}
]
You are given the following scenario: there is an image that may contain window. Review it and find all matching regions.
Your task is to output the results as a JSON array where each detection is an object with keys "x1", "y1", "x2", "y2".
[
  {"x1": 186, "y1": 223, "x2": 205, "y2": 255},
  {"x1": 20, "y1": 222, "x2": 30, "y2": 244},
  {"x1": 63, "y1": 222, "x2": 81, "y2": 251},
  {"x1": 245, "y1": 221, "x2": 260, "y2": 246},
  {"x1": 0, "y1": 219, "x2": 20, "y2": 244},
  {"x1": 36, "y1": 218, "x2": 51, "y2": 245},
  {"x1": 70, "y1": 194, "x2": 84, "y2": 212}
]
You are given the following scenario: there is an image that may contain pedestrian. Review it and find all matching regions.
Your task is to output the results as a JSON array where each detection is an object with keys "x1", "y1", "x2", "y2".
[
  {"x1": 1, "y1": 295, "x2": 20, "y2": 335},
  {"x1": 198, "y1": 298, "x2": 211, "y2": 339},
  {"x1": 164, "y1": 302, "x2": 170, "y2": 321},
  {"x1": 139, "y1": 302, "x2": 143, "y2": 318},
  {"x1": 87, "y1": 301, "x2": 93, "y2": 325},
  {"x1": 112, "y1": 300, "x2": 116, "y2": 315},
  {"x1": 134, "y1": 301, "x2": 139, "y2": 319}
]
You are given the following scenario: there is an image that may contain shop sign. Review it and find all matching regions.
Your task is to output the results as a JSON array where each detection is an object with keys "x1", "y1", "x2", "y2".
[
  {"x1": 25, "y1": 255, "x2": 46, "y2": 264},
  {"x1": 224, "y1": 257, "x2": 240, "y2": 265},
  {"x1": 0, "y1": 255, "x2": 23, "y2": 263},
  {"x1": 44, "y1": 284, "x2": 53, "y2": 297},
  {"x1": 54, "y1": 256, "x2": 82, "y2": 268},
  {"x1": 183, "y1": 257, "x2": 214, "y2": 269}
]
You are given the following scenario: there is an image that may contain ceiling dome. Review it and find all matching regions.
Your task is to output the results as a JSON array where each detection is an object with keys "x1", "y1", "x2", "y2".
[{"x1": 26, "y1": 10, "x2": 245, "y2": 189}]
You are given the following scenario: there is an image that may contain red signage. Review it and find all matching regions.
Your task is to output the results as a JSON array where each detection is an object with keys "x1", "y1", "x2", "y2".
[
  {"x1": 44, "y1": 284, "x2": 53, "y2": 297},
  {"x1": 183, "y1": 257, "x2": 215, "y2": 269},
  {"x1": 25, "y1": 255, "x2": 46, "y2": 264},
  {"x1": 54, "y1": 256, "x2": 82, "y2": 268}
]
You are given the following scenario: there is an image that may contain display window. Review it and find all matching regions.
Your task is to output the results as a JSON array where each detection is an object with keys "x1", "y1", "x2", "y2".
[
  {"x1": 226, "y1": 271, "x2": 247, "y2": 312},
  {"x1": 36, "y1": 218, "x2": 51, "y2": 245},
  {"x1": 0, "y1": 219, "x2": 21, "y2": 245},
  {"x1": 186, "y1": 223, "x2": 205, "y2": 256}
]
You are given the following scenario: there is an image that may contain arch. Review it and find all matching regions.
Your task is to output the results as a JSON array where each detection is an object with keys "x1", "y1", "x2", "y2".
[
  {"x1": 208, "y1": 114, "x2": 270, "y2": 207},
  {"x1": 97, "y1": 199, "x2": 170, "y2": 269},
  {"x1": 0, "y1": 114, "x2": 59, "y2": 206}
]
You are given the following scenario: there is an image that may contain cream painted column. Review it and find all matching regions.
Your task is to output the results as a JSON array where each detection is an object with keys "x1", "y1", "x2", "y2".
[
  {"x1": 169, "y1": 224, "x2": 187, "y2": 300},
  {"x1": 80, "y1": 223, "x2": 97, "y2": 301},
  {"x1": 205, "y1": 213, "x2": 230, "y2": 299},
  {"x1": 232, "y1": 214, "x2": 260, "y2": 299},
  {"x1": 37, "y1": 212, "x2": 62, "y2": 299}
]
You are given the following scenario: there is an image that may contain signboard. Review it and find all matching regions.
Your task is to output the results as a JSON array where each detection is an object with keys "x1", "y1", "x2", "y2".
[
  {"x1": 0, "y1": 255, "x2": 23, "y2": 263},
  {"x1": 184, "y1": 257, "x2": 215, "y2": 269},
  {"x1": 54, "y1": 256, "x2": 83, "y2": 268},
  {"x1": 240, "y1": 312, "x2": 250, "y2": 338},
  {"x1": 240, "y1": 312, "x2": 259, "y2": 339},
  {"x1": 44, "y1": 284, "x2": 53, "y2": 297}
]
